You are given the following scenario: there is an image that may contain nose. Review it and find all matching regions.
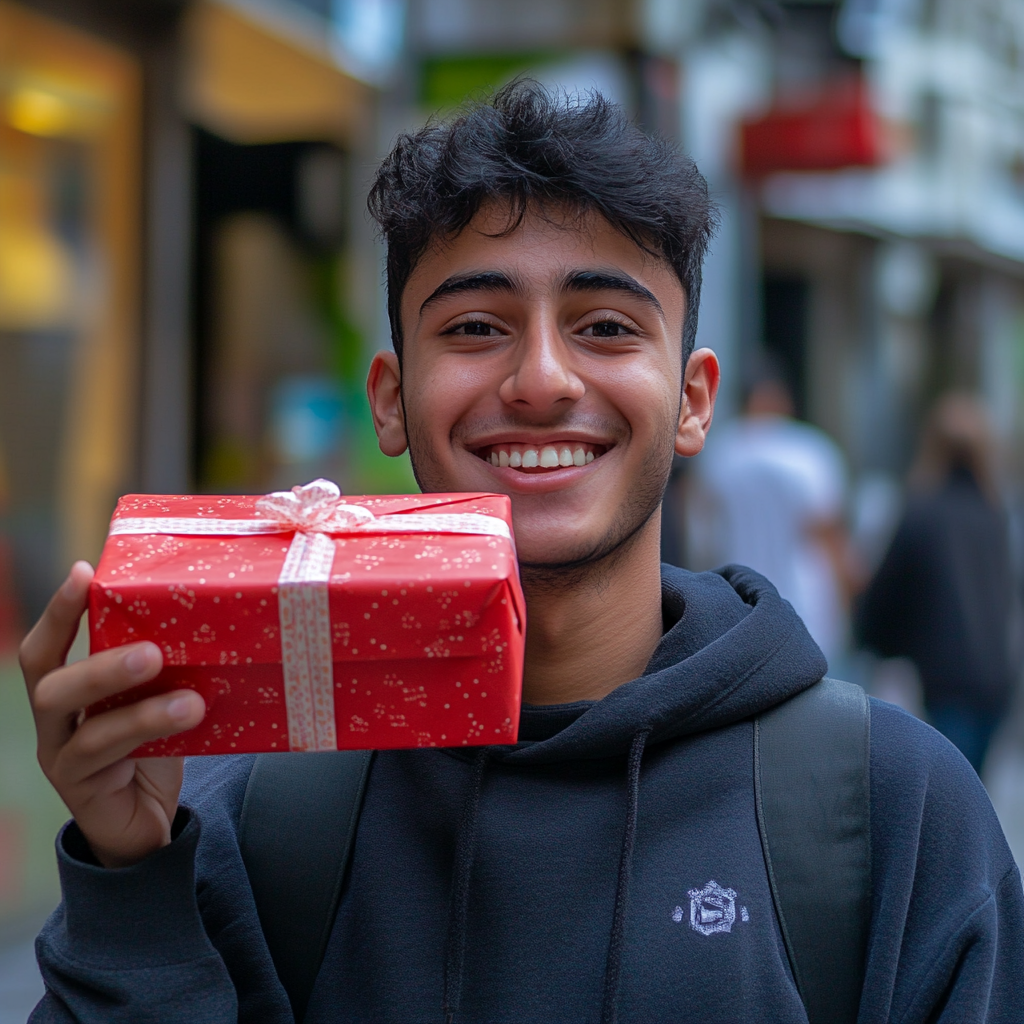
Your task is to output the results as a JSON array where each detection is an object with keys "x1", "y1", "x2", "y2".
[{"x1": 498, "y1": 318, "x2": 585, "y2": 413}]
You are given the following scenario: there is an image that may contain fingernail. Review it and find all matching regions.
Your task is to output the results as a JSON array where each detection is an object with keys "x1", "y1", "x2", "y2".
[
  {"x1": 61, "y1": 562, "x2": 92, "y2": 597},
  {"x1": 167, "y1": 695, "x2": 196, "y2": 721},
  {"x1": 124, "y1": 645, "x2": 154, "y2": 678}
]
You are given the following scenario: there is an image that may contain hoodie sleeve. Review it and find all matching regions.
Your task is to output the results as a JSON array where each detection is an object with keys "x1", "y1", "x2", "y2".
[
  {"x1": 907, "y1": 866, "x2": 1024, "y2": 1024},
  {"x1": 860, "y1": 700, "x2": 1024, "y2": 1024},
  {"x1": 31, "y1": 757, "x2": 294, "y2": 1024}
]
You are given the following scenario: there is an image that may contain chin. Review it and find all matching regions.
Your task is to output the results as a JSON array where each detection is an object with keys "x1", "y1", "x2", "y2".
[
  {"x1": 508, "y1": 510, "x2": 609, "y2": 558},
  {"x1": 515, "y1": 519, "x2": 650, "y2": 575},
  {"x1": 514, "y1": 541, "x2": 600, "y2": 569}
]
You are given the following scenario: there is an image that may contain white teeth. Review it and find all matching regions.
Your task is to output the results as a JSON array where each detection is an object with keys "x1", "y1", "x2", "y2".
[{"x1": 486, "y1": 444, "x2": 601, "y2": 470}]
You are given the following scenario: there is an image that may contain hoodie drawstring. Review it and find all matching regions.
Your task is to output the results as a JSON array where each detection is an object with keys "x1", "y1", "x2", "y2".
[
  {"x1": 443, "y1": 747, "x2": 489, "y2": 1023},
  {"x1": 442, "y1": 732, "x2": 648, "y2": 1024},
  {"x1": 600, "y1": 729, "x2": 650, "y2": 1024}
]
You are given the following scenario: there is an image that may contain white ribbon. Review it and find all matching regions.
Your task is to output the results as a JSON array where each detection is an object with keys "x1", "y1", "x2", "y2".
[
  {"x1": 277, "y1": 530, "x2": 338, "y2": 751},
  {"x1": 110, "y1": 480, "x2": 511, "y2": 751}
]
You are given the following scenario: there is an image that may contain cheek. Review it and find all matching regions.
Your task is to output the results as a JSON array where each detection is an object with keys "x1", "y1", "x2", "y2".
[
  {"x1": 588, "y1": 359, "x2": 680, "y2": 438},
  {"x1": 403, "y1": 357, "x2": 495, "y2": 438}
]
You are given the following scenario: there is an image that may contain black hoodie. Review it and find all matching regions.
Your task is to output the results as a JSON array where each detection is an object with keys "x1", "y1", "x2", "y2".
[{"x1": 32, "y1": 566, "x2": 1024, "y2": 1023}]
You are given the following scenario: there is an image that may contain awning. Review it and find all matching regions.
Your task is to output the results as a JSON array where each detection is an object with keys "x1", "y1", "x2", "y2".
[
  {"x1": 182, "y1": 0, "x2": 373, "y2": 146},
  {"x1": 739, "y1": 76, "x2": 888, "y2": 179}
]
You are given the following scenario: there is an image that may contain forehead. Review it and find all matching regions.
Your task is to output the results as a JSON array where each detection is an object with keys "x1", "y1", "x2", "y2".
[{"x1": 401, "y1": 203, "x2": 684, "y2": 315}]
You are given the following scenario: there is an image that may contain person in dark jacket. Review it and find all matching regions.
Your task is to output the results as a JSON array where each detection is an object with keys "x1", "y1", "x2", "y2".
[
  {"x1": 857, "y1": 393, "x2": 1019, "y2": 774},
  {"x1": 19, "y1": 83, "x2": 1024, "y2": 1023}
]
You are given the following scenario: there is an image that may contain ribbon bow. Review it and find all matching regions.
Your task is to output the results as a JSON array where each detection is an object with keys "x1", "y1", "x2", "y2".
[{"x1": 255, "y1": 479, "x2": 375, "y2": 533}]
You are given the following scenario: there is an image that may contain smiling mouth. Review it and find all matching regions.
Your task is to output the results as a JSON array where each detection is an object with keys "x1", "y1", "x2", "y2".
[{"x1": 475, "y1": 441, "x2": 608, "y2": 472}]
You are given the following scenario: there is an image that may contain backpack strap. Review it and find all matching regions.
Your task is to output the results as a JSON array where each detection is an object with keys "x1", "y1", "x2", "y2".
[
  {"x1": 239, "y1": 750, "x2": 374, "y2": 1024},
  {"x1": 754, "y1": 678, "x2": 871, "y2": 1024}
]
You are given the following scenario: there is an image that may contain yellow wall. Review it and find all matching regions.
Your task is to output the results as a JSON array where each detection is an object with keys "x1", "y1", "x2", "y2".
[
  {"x1": 183, "y1": 0, "x2": 371, "y2": 146},
  {"x1": 0, "y1": 1, "x2": 141, "y2": 571}
]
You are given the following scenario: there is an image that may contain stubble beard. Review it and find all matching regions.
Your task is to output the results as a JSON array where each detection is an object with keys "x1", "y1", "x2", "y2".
[{"x1": 403, "y1": 415, "x2": 676, "y2": 595}]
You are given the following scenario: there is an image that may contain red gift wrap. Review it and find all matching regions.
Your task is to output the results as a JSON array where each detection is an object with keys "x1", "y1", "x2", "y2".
[{"x1": 88, "y1": 485, "x2": 525, "y2": 756}]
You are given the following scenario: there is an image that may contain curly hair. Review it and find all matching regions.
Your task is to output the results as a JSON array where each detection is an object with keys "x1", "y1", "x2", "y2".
[{"x1": 367, "y1": 79, "x2": 717, "y2": 363}]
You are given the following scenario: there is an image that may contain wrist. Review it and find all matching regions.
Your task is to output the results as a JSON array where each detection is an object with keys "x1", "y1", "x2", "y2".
[
  {"x1": 70, "y1": 807, "x2": 189, "y2": 869},
  {"x1": 55, "y1": 810, "x2": 218, "y2": 969}
]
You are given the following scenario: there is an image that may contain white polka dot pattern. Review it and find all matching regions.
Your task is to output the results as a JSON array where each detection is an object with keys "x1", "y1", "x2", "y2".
[{"x1": 86, "y1": 488, "x2": 525, "y2": 756}]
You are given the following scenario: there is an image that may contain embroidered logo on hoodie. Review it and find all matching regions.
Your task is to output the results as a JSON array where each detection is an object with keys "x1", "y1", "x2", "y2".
[{"x1": 673, "y1": 881, "x2": 749, "y2": 935}]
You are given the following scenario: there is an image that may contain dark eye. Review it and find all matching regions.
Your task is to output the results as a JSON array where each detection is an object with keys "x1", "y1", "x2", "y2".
[
  {"x1": 452, "y1": 322, "x2": 497, "y2": 336},
  {"x1": 589, "y1": 321, "x2": 630, "y2": 337}
]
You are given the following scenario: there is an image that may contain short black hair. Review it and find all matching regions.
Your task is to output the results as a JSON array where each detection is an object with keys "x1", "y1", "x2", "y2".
[{"x1": 367, "y1": 79, "x2": 716, "y2": 363}]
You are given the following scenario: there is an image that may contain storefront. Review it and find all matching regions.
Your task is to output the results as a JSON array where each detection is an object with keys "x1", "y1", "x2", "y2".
[
  {"x1": 0, "y1": 0, "x2": 390, "y2": 637},
  {"x1": 0, "y1": 0, "x2": 142, "y2": 925},
  {"x1": 0, "y1": 0, "x2": 385, "y2": 928},
  {"x1": 182, "y1": 1, "x2": 403, "y2": 499},
  {"x1": 0, "y1": 0, "x2": 140, "y2": 636}
]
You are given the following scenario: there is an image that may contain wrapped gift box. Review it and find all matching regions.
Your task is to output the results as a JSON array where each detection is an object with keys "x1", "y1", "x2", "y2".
[{"x1": 87, "y1": 482, "x2": 524, "y2": 755}]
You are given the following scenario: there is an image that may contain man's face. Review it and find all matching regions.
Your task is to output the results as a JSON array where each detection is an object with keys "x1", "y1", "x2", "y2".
[{"x1": 368, "y1": 204, "x2": 716, "y2": 574}]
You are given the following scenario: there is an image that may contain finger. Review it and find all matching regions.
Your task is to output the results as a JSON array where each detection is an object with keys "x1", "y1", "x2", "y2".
[
  {"x1": 52, "y1": 690, "x2": 205, "y2": 788},
  {"x1": 33, "y1": 642, "x2": 163, "y2": 718},
  {"x1": 76, "y1": 755, "x2": 182, "y2": 805},
  {"x1": 20, "y1": 562, "x2": 94, "y2": 690},
  {"x1": 80, "y1": 757, "x2": 183, "y2": 822},
  {"x1": 32, "y1": 642, "x2": 164, "y2": 756},
  {"x1": 132, "y1": 757, "x2": 186, "y2": 824},
  {"x1": 67, "y1": 757, "x2": 187, "y2": 870}
]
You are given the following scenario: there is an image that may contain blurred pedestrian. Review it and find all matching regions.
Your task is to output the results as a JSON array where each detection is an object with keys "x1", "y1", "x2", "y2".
[
  {"x1": 857, "y1": 393, "x2": 1018, "y2": 774},
  {"x1": 693, "y1": 357, "x2": 860, "y2": 666}
]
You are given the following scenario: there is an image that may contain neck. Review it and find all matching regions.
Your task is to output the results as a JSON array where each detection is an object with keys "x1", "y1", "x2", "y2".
[{"x1": 520, "y1": 515, "x2": 665, "y2": 705}]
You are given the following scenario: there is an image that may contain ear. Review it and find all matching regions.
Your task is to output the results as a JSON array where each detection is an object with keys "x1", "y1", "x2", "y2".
[
  {"x1": 366, "y1": 351, "x2": 409, "y2": 457},
  {"x1": 676, "y1": 348, "x2": 720, "y2": 458}
]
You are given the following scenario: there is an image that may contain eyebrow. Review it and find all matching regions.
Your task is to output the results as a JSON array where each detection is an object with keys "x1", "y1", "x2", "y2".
[
  {"x1": 419, "y1": 271, "x2": 524, "y2": 316},
  {"x1": 559, "y1": 270, "x2": 665, "y2": 318},
  {"x1": 416, "y1": 267, "x2": 666, "y2": 319}
]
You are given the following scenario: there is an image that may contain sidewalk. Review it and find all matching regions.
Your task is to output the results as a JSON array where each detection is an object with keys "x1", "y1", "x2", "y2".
[
  {"x1": 0, "y1": 648, "x2": 72, "y2": 1024},
  {"x1": 986, "y1": 735, "x2": 1024, "y2": 867},
  {"x1": 0, "y1": 915, "x2": 45, "y2": 1024},
  {"x1": 0, "y1": 944, "x2": 42, "y2": 1024}
]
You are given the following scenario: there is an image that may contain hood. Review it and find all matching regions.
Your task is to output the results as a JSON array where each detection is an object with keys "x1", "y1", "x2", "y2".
[{"x1": 500, "y1": 563, "x2": 827, "y2": 765}]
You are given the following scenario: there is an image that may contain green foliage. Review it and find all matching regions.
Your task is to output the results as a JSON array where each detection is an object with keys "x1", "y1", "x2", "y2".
[
  {"x1": 341, "y1": 379, "x2": 418, "y2": 495},
  {"x1": 308, "y1": 253, "x2": 418, "y2": 496},
  {"x1": 0, "y1": 654, "x2": 70, "y2": 923},
  {"x1": 311, "y1": 256, "x2": 364, "y2": 388},
  {"x1": 420, "y1": 53, "x2": 565, "y2": 111}
]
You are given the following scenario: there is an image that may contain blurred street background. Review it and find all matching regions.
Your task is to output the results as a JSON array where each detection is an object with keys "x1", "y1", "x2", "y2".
[{"x1": 5, "y1": 0, "x2": 1024, "y2": 1018}]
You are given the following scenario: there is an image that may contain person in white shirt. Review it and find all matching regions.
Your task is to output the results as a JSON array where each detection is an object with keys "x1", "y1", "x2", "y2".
[{"x1": 691, "y1": 362, "x2": 859, "y2": 666}]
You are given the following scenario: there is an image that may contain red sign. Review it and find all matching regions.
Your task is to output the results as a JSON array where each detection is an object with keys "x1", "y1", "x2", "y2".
[{"x1": 740, "y1": 77, "x2": 887, "y2": 177}]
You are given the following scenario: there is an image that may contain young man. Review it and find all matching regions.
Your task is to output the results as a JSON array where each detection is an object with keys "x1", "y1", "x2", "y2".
[{"x1": 21, "y1": 83, "x2": 1023, "y2": 1022}]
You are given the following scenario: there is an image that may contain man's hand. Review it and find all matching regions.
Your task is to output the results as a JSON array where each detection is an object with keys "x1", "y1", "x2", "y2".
[{"x1": 20, "y1": 562, "x2": 206, "y2": 868}]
